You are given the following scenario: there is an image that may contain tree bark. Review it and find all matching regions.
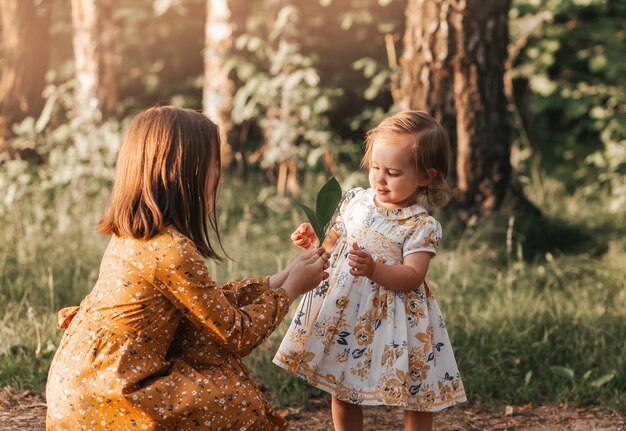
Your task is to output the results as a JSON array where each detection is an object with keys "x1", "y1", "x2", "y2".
[
  {"x1": 203, "y1": 0, "x2": 234, "y2": 167},
  {"x1": 70, "y1": 0, "x2": 117, "y2": 121},
  {"x1": 0, "y1": 0, "x2": 49, "y2": 156},
  {"x1": 401, "y1": 0, "x2": 512, "y2": 217}
]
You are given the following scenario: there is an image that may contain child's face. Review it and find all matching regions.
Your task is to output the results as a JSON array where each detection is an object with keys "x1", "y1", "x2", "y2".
[{"x1": 368, "y1": 134, "x2": 432, "y2": 209}]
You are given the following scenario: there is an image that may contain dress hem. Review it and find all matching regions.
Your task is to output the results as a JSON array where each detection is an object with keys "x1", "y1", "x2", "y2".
[{"x1": 273, "y1": 358, "x2": 467, "y2": 412}]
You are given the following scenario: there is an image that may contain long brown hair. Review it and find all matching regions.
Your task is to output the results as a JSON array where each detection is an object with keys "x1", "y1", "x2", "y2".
[
  {"x1": 362, "y1": 110, "x2": 453, "y2": 207},
  {"x1": 98, "y1": 106, "x2": 224, "y2": 260}
]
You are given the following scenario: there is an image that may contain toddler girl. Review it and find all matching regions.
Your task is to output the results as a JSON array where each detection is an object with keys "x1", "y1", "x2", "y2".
[{"x1": 273, "y1": 111, "x2": 466, "y2": 431}]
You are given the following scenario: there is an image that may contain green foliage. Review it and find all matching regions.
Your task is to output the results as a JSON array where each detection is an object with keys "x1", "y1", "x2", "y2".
[
  {"x1": 511, "y1": 0, "x2": 626, "y2": 210},
  {"x1": 231, "y1": 3, "x2": 340, "y2": 170},
  {"x1": 1, "y1": 83, "x2": 122, "y2": 232},
  {"x1": 292, "y1": 176, "x2": 342, "y2": 245}
]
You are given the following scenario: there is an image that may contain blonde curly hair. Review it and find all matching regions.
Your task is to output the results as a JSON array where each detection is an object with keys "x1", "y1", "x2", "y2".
[{"x1": 361, "y1": 110, "x2": 453, "y2": 207}]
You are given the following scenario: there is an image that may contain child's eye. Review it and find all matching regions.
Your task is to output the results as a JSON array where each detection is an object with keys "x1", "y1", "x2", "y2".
[
  {"x1": 388, "y1": 172, "x2": 399, "y2": 177},
  {"x1": 372, "y1": 166, "x2": 379, "y2": 170}
]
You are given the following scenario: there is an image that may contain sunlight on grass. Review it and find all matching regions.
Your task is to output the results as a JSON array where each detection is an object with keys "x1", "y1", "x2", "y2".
[{"x1": 1, "y1": 172, "x2": 624, "y2": 412}]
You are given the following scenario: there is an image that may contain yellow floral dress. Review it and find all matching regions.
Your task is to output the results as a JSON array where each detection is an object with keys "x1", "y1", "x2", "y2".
[
  {"x1": 46, "y1": 226, "x2": 290, "y2": 430},
  {"x1": 274, "y1": 188, "x2": 466, "y2": 411}
]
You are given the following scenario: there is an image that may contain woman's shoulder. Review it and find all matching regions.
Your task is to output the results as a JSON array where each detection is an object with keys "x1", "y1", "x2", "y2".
[{"x1": 111, "y1": 225, "x2": 195, "y2": 258}]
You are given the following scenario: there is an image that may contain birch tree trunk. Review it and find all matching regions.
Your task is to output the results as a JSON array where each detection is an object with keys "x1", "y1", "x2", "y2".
[
  {"x1": 70, "y1": 0, "x2": 117, "y2": 121},
  {"x1": 0, "y1": 0, "x2": 49, "y2": 157},
  {"x1": 401, "y1": 0, "x2": 512, "y2": 217},
  {"x1": 203, "y1": 0, "x2": 234, "y2": 166}
]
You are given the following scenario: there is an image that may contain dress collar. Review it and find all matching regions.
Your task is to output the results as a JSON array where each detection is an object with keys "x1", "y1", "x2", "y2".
[{"x1": 361, "y1": 188, "x2": 428, "y2": 220}]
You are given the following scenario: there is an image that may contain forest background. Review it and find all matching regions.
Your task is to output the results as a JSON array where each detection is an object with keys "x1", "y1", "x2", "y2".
[{"x1": 0, "y1": 0, "x2": 624, "y2": 416}]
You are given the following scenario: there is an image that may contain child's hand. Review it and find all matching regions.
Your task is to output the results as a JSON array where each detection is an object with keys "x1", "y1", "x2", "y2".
[
  {"x1": 348, "y1": 242, "x2": 376, "y2": 278},
  {"x1": 290, "y1": 223, "x2": 318, "y2": 250}
]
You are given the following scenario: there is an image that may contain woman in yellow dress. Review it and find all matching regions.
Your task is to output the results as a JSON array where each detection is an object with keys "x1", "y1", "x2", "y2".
[{"x1": 46, "y1": 106, "x2": 329, "y2": 431}]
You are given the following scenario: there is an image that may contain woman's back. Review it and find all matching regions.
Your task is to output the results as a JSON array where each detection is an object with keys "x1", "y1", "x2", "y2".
[{"x1": 47, "y1": 226, "x2": 291, "y2": 430}]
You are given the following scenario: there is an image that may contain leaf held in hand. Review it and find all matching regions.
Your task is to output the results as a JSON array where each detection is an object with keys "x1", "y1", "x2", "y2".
[
  {"x1": 292, "y1": 199, "x2": 322, "y2": 240},
  {"x1": 292, "y1": 176, "x2": 342, "y2": 246}
]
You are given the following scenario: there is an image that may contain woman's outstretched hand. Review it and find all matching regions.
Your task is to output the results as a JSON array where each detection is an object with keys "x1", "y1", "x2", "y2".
[{"x1": 281, "y1": 248, "x2": 329, "y2": 302}]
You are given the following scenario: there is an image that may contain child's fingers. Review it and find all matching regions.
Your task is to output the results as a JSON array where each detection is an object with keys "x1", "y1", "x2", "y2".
[
  {"x1": 348, "y1": 260, "x2": 365, "y2": 270},
  {"x1": 348, "y1": 254, "x2": 363, "y2": 264},
  {"x1": 349, "y1": 267, "x2": 364, "y2": 276}
]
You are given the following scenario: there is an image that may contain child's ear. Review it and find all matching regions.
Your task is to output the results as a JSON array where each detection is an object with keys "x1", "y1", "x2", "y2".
[{"x1": 419, "y1": 168, "x2": 437, "y2": 185}]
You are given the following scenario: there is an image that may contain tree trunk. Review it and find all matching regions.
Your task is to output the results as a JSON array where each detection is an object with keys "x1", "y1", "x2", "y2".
[
  {"x1": 203, "y1": 0, "x2": 234, "y2": 167},
  {"x1": 70, "y1": 0, "x2": 117, "y2": 121},
  {"x1": 401, "y1": 0, "x2": 512, "y2": 217},
  {"x1": 0, "y1": 0, "x2": 49, "y2": 157}
]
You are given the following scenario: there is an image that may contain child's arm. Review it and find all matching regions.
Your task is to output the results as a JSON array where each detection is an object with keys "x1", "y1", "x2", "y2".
[
  {"x1": 291, "y1": 223, "x2": 341, "y2": 252},
  {"x1": 348, "y1": 242, "x2": 432, "y2": 291}
]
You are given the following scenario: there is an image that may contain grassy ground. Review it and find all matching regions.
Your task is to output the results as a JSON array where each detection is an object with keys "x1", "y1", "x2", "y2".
[{"x1": 1, "y1": 171, "x2": 624, "y2": 413}]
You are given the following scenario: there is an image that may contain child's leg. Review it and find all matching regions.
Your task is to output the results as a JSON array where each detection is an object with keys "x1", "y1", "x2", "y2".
[
  {"x1": 331, "y1": 395, "x2": 363, "y2": 431},
  {"x1": 404, "y1": 410, "x2": 433, "y2": 431}
]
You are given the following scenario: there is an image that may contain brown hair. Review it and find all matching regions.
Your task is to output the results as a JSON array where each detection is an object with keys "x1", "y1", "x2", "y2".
[
  {"x1": 362, "y1": 110, "x2": 453, "y2": 207},
  {"x1": 98, "y1": 106, "x2": 224, "y2": 260}
]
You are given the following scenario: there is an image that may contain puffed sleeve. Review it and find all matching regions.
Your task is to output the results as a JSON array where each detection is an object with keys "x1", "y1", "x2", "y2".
[
  {"x1": 153, "y1": 232, "x2": 291, "y2": 357},
  {"x1": 402, "y1": 216, "x2": 442, "y2": 258}
]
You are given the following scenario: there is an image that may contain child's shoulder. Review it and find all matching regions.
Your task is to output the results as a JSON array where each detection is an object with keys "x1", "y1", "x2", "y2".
[
  {"x1": 405, "y1": 210, "x2": 442, "y2": 238},
  {"x1": 344, "y1": 187, "x2": 367, "y2": 200}
]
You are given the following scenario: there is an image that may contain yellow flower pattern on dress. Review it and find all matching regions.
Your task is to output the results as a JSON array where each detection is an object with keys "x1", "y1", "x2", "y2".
[
  {"x1": 46, "y1": 226, "x2": 290, "y2": 430},
  {"x1": 274, "y1": 188, "x2": 466, "y2": 411}
]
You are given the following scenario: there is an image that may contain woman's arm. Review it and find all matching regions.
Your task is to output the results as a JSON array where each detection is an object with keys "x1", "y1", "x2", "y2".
[
  {"x1": 348, "y1": 242, "x2": 432, "y2": 291},
  {"x1": 154, "y1": 234, "x2": 326, "y2": 356}
]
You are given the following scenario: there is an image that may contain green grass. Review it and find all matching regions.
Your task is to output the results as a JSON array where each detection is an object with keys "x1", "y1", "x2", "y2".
[{"x1": 1, "y1": 172, "x2": 624, "y2": 413}]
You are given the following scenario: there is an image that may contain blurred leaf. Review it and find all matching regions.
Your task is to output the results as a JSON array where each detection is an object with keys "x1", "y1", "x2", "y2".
[
  {"x1": 524, "y1": 370, "x2": 533, "y2": 385},
  {"x1": 550, "y1": 365, "x2": 575, "y2": 380},
  {"x1": 590, "y1": 373, "x2": 615, "y2": 387}
]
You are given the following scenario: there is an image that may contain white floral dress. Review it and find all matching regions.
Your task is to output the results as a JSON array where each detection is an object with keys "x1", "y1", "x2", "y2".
[{"x1": 273, "y1": 187, "x2": 466, "y2": 411}]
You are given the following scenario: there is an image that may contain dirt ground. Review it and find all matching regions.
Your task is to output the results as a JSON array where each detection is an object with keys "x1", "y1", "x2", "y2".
[{"x1": 1, "y1": 387, "x2": 624, "y2": 431}]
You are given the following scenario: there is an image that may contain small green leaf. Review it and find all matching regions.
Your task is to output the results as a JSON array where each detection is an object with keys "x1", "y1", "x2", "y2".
[
  {"x1": 292, "y1": 177, "x2": 343, "y2": 247},
  {"x1": 316, "y1": 177, "x2": 342, "y2": 234},
  {"x1": 590, "y1": 373, "x2": 615, "y2": 388},
  {"x1": 292, "y1": 199, "x2": 322, "y2": 242},
  {"x1": 550, "y1": 366, "x2": 574, "y2": 380}
]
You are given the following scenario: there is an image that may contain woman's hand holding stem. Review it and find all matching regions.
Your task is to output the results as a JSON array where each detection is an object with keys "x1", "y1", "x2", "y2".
[{"x1": 269, "y1": 248, "x2": 330, "y2": 303}]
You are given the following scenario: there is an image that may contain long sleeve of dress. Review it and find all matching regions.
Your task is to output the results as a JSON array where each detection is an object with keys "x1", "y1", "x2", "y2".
[
  {"x1": 221, "y1": 278, "x2": 271, "y2": 307},
  {"x1": 153, "y1": 232, "x2": 291, "y2": 357}
]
